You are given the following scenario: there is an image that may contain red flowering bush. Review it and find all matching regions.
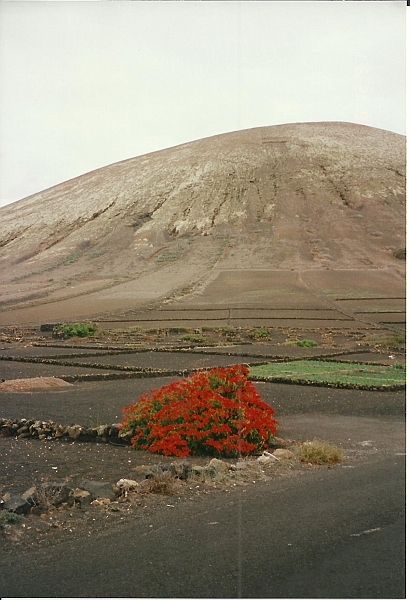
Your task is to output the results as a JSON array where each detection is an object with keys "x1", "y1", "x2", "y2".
[{"x1": 120, "y1": 365, "x2": 278, "y2": 458}]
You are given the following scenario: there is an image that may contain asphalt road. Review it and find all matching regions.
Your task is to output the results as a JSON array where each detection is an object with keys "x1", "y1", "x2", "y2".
[{"x1": 0, "y1": 453, "x2": 405, "y2": 598}]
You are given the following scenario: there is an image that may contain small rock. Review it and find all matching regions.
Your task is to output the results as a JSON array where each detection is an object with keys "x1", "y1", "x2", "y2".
[
  {"x1": 159, "y1": 463, "x2": 177, "y2": 476},
  {"x1": 257, "y1": 452, "x2": 279, "y2": 464},
  {"x1": 91, "y1": 498, "x2": 111, "y2": 506},
  {"x1": 116, "y1": 479, "x2": 139, "y2": 492},
  {"x1": 21, "y1": 486, "x2": 37, "y2": 505},
  {"x1": 272, "y1": 448, "x2": 294, "y2": 461},
  {"x1": 208, "y1": 458, "x2": 231, "y2": 473},
  {"x1": 96, "y1": 424, "x2": 109, "y2": 437},
  {"x1": 67, "y1": 425, "x2": 83, "y2": 440},
  {"x1": 109, "y1": 423, "x2": 121, "y2": 437},
  {"x1": 118, "y1": 428, "x2": 133, "y2": 443},
  {"x1": 2, "y1": 494, "x2": 31, "y2": 515},
  {"x1": 145, "y1": 465, "x2": 164, "y2": 479},
  {"x1": 173, "y1": 461, "x2": 192, "y2": 480},
  {"x1": 69, "y1": 488, "x2": 92, "y2": 507},
  {"x1": 79, "y1": 480, "x2": 116, "y2": 501},
  {"x1": 267, "y1": 435, "x2": 287, "y2": 449}
]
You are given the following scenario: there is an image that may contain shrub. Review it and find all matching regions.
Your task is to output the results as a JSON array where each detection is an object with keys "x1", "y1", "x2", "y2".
[
  {"x1": 142, "y1": 471, "x2": 179, "y2": 495},
  {"x1": 53, "y1": 323, "x2": 97, "y2": 339},
  {"x1": 297, "y1": 440, "x2": 343, "y2": 465},
  {"x1": 0, "y1": 511, "x2": 22, "y2": 527},
  {"x1": 120, "y1": 365, "x2": 278, "y2": 458},
  {"x1": 252, "y1": 329, "x2": 270, "y2": 339}
]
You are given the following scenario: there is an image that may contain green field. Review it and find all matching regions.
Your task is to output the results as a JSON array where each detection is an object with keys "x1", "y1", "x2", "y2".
[{"x1": 250, "y1": 360, "x2": 406, "y2": 388}]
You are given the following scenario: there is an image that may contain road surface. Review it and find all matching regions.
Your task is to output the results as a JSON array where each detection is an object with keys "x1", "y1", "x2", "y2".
[{"x1": 0, "y1": 452, "x2": 405, "y2": 598}]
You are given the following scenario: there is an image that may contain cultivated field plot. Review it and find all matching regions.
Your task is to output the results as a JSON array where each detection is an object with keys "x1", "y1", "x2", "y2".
[
  {"x1": 0, "y1": 360, "x2": 125, "y2": 380},
  {"x1": 335, "y1": 298, "x2": 406, "y2": 312},
  {"x1": 61, "y1": 351, "x2": 264, "y2": 370},
  {"x1": 194, "y1": 344, "x2": 350, "y2": 358},
  {"x1": 302, "y1": 269, "x2": 405, "y2": 300},
  {"x1": 177, "y1": 270, "x2": 324, "y2": 308},
  {"x1": 0, "y1": 347, "x2": 110, "y2": 359},
  {"x1": 250, "y1": 360, "x2": 406, "y2": 388}
]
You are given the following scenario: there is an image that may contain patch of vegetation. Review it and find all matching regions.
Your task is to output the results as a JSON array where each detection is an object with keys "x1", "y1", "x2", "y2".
[
  {"x1": 297, "y1": 440, "x2": 343, "y2": 465},
  {"x1": 363, "y1": 332, "x2": 405, "y2": 349},
  {"x1": 0, "y1": 510, "x2": 22, "y2": 527},
  {"x1": 216, "y1": 325, "x2": 236, "y2": 332},
  {"x1": 252, "y1": 328, "x2": 270, "y2": 339},
  {"x1": 285, "y1": 339, "x2": 318, "y2": 347},
  {"x1": 156, "y1": 249, "x2": 179, "y2": 264},
  {"x1": 179, "y1": 333, "x2": 205, "y2": 342},
  {"x1": 120, "y1": 365, "x2": 278, "y2": 458},
  {"x1": 54, "y1": 323, "x2": 97, "y2": 339},
  {"x1": 393, "y1": 248, "x2": 406, "y2": 260},
  {"x1": 393, "y1": 362, "x2": 406, "y2": 370},
  {"x1": 87, "y1": 250, "x2": 106, "y2": 261},
  {"x1": 250, "y1": 360, "x2": 406, "y2": 387},
  {"x1": 62, "y1": 252, "x2": 80, "y2": 266},
  {"x1": 143, "y1": 471, "x2": 179, "y2": 495},
  {"x1": 168, "y1": 327, "x2": 188, "y2": 334},
  {"x1": 12, "y1": 252, "x2": 84, "y2": 281}
]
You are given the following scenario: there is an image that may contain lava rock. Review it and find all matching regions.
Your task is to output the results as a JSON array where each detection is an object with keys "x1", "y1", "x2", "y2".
[{"x1": 79, "y1": 480, "x2": 116, "y2": 501}]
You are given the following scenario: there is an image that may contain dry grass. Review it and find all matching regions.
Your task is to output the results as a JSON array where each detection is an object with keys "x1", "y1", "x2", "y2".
[
  {"x1": 363, "y1": 332, "x2": 405, "y2": 349},
  {"x1": 297, "y1": 439, "x2": 343, "y2": 465},
  {"x1": 142, "y1": 471, "x2": 180, "y2": 496},
  {"x1": 32, "y1": 484, "x2": 68, "y2": 510}
]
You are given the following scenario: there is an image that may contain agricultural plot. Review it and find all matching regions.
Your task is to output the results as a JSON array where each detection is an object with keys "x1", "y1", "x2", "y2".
[
  {"x1": 250, "y1": 360, "x2": 405, "y2": 389},
  {"x1": 61, "y1": 351, "x2": 264, "y2": 370},
  {"x1": 0, "y1": 360, "x2": 125, "y2": 381}
]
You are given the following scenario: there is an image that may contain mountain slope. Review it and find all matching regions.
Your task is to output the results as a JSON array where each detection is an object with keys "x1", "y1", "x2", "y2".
[{"x1": 0, "y1": 122, "x2": 405, "y2": 322}]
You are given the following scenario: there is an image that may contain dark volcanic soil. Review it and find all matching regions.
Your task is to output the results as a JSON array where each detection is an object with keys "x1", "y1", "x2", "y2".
[{"x1": 0, "y1": 327, "x2": 405, "y2": 553}]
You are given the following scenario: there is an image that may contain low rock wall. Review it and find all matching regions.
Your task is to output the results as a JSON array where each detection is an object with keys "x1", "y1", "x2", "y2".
[{"x1": 0, "y1": 417, "x2": 131, "y2": 444}]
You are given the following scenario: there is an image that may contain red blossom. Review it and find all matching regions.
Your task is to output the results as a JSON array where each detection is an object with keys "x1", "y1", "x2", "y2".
[{"x1": 120, "y1": 365, "x2": 278, "y2": 458}]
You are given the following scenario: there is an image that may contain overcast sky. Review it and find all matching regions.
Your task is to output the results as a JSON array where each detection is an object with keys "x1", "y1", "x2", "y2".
[{"x1": 0, "y1": 1, "x2": 406, "y2": 207}]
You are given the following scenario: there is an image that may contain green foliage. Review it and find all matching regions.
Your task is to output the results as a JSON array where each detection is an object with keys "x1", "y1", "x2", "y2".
[
  {"x1": 393, "y1": 362, "x2": 406, "y2": 371},
  {"x1": 179, "y1": 333, "x2": 205, "y2": 342},
  {"x1": 87, "y1": 250, "x2": 106, "y2": 261},
  {"x1": 0, "y1": 511, "x2": 22, "y2": 526},
  {"x1": 250, "y1": 360, "x2": 406, "y2": 388},
  {"x1": 252, "y1": 329, "x2": 270, "y2": 339},
  {"x1": 285, "y1": 339, "x2": 318, "y2": 347},
  {"x1": 168, "y1": 327, "x2": 188, "y2": 334},
  {"x1": 62, "y1": 253, "x2": 80, "y2": 265},
  {"x1": 156, "y1": 250, "x2": 179, "y2": 264},
  {"x1": 54, "y1": 323, "x2": 97, "y2": 339}
]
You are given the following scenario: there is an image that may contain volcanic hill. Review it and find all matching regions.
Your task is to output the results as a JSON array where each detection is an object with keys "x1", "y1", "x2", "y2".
[{"x1": 0, "y1": 122, "x2": 405, "y2": 327}]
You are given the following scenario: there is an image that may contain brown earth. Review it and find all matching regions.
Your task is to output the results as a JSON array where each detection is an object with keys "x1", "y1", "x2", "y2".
[{"x1": 0, "y1": 377, "x2": 72, "y2": 391}]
